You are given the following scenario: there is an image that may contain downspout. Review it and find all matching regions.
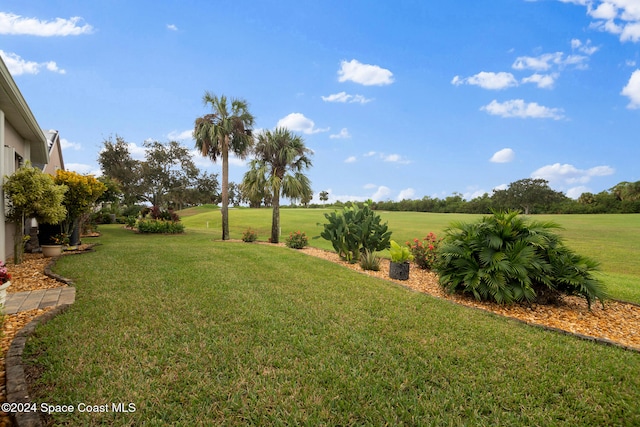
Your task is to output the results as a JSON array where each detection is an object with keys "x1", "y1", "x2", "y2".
[{"x1": 0, "y1": 109, "x2": 6, "y2": 263}]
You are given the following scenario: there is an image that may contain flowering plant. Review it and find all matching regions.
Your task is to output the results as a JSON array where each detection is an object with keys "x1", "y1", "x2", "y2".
[
  {"x1": 407, "y1": 232, "x2": 442, "y2": 270},
  {"x1": 242, "y1": 228, "x2": 258, "y2": 242},
  {"x1": 0, "y1": 261, "x2": 11, "y2": 284},
  {"x1": 286, "y1": 231, "x2": 308, "y2": 249},
  {"x1": 51, "y1": 233, "x2": 69, "y2": 245}
]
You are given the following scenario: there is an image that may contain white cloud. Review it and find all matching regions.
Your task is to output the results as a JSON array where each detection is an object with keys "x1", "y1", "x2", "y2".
[
  {"x1": 569, "y1": 0, "x2": 640, "y2": 42},
  {"x1": 363, "y1": 151, "x2": 377, "y2": 157},
  {"x1": 490, "y1": 148, "x2": 515, "y2": 163},
  {"x1": 512, "y1": 52, "x2": 563, "y2": 71},
  {"x1": 590, "y1": 2, "x2": 619, "y2": 20},
  {"x1": 316, "y1": 185, "x2": 393, "y2": 204},
  {"x1": 0, "y1": 12, "x2": 93, "y2": 36},
  {"x1": 621, "y1": 69, "x2": 640, "y2": 108},
  {"x1": 321, "y1": 91, "x2": 373, "y2": 104},
  {"x1": 531, "y1": 163, "x2": 615, "y2": 186},
  {"x1": 397, "y1": 188, "x2": 415, "y2": 201},
  {"x1": 571, "y1": 38, "x2": 599, "y2": 55},
  {"x1": 330, "y1": 128, "x2": 351, "y2": 139},
  {"x1": 167, "y1": 24, "x2": 178, "y2": 31},
  {"x1": 228, "y1": 154, "x2": 246, "y2": 167},
  {"x1": 621, "y1": 22, "x2": 640, "y2": 42},
  {"x1": 371, "y1": 186, "x2": 391, "y2": 201},
  {"x1": 493, "y1": 183, "x2": 508, "y2": 192},
  {"x1": 276, "y1": 113, "x2": 329, "y2": 134},
  {"x1": 167, "y1": 129, "x2": 194, "y2": 140},
  {"x1": 512, "y1": 51, "x2": 590, "y2": 71},
  {"x1": 383, "y1": 154, "x2": 411, "y2": 164},
  {"x1": 566, "y1": 185, "x2": 592, "y2": 199},
  {"x1": 463, "y1": 188, "x2": 488, "y2": 200},
  {"x1": 451, "y1": 71, "x2": 518, "y2": 90},
  {"x1": 125, "y1": 143, "x2": 147, "y2": 161},
  {"x1": 338, "y1": 59, "x2": 394, "y2": 86},
  {"x1": 481, "y1": 99, "x2": 565, "y2": 119},
  {"x1": 60, "y1": 138, "x2": 82, "y2": 151},
  {"x1": 65, "y1": 163, "x2": 100, "y2": 175},
  {"x1": 192, "y1": 149, "x2": 246, "y2": 167},
  {"x1": 344, "y1": 156, "x2": 357, "y2": 163},
  {"x1": 0, "y1": 50, "x2": 66, "y2": 75},
  {"x1": 521, "y1": 73, "x2": 557, "y2": 89}
]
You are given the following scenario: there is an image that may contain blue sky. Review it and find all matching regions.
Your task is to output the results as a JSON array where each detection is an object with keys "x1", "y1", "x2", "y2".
[{"x1": 1, "y1": 0, "x2": 639, "y2": 204}]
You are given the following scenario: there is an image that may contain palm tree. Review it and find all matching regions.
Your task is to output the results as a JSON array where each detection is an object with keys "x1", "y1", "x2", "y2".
[
  {"x1": 193, "y1": 92, "x2": 254, "y2": 240},
  {"x1": 243, "y1": 127, "x2": 313, "y2": 243}
]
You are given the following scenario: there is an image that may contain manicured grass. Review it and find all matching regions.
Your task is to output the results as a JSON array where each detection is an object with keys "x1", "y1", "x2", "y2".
[
  {"x1": 24, "y1": 225, "x2": 640, "y2": 426},
  {"x1": 180, "y1": 207, "x2": 640, "y2": 303}
]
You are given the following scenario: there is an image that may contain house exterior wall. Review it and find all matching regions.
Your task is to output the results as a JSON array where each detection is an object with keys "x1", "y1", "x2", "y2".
[
  {"x1": 2, "y1": 119, "x2": 25, "y2": 259},
  {"x1": 1, "y1": 55, "x2": 50, "y2": 263},
  {"x1": 43, "y1": 131, "x2": 64, "y2": 175}
]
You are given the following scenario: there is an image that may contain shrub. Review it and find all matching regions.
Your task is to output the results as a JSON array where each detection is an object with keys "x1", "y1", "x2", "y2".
[
  {"x1": 148, "y1": 206, "x2": 180, "y2": 222},
  {"x1": 285, "y1": 231, "x2": 308, "y2": 249},
  {"x1": 359, "y1": 249, "x2": 380, "y2": 271},
  {"x1": 91, "y1": 211, "x2": 113, "y2": 225},
  {"x1": 242, "y1": 228, "x2": 258, "y2": 242},
  {"x1": 320, "y1": 201, "x2": 391, "y2": 262},
  {"x1": 435, "y1": 210, "x2": 608, "y2": 308},
  {"x1": 408, "y1": 232, "x2": 442, "y2": 270},
  {"x1": 122, "y1": 205, "x2": 143, "y2": 218},
  {"x1": 136, "y1": 219, "x2": 184, "y2": 234},
  {"x1": 133, "y1": 206, "x2": 182, "y2": 235},
  {"x1": 125, "y1": 216, "x2": 137, "y2": 228}
]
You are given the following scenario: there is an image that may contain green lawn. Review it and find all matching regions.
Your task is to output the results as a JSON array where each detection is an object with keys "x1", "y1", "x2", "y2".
[
  {"x1": 24, "y1": 224, "x2": 640, "y2": 426},
  {"x1": 181, "y1": 207, "x2": 640, "y2": 303}
]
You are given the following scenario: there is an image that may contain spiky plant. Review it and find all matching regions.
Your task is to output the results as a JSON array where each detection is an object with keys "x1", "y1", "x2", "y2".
[
  {"x1": 435, "y1": 210, "x2": 608, "y2": 308},
  {"x1": 359, "y1": 249, "x2": 381, "y2": 271}
]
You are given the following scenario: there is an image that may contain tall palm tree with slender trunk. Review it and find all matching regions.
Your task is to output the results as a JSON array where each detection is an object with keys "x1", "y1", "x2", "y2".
[
  {"x1": 193, "y1": 92, "x2": 254, "y2": 240},
  {"x1": 243, "y1": 127, "x2": 313, "y2": 244}
]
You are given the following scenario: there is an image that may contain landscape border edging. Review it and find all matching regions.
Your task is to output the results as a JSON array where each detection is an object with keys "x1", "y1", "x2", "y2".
[{"x1": 5, "y1": 304, "x2": 71, "y2": 427}]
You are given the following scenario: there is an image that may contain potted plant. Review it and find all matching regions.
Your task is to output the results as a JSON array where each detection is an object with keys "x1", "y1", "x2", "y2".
[
  {"x1": 0, "y1": 261, "x2": 12, "y2": 307},
  {"x1": 41, "y1": 233, "x2": 68, "y2": 257},
  {"x1": 389, "y1": 240, "x2": 413, "y2": 280}
]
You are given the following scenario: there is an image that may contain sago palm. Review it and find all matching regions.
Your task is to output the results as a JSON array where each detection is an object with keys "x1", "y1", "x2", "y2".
[
  {"x1": 435, "y1": 210, "x2": 608, "y2": 307},
  {"x1": 242, "y1": 127, "x2": 312, "y2": 243},
  {"x1": 193, "y1": 92, "x2": 254, "y2": 240}
]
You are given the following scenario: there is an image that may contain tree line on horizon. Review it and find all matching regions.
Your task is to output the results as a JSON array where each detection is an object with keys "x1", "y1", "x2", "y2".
[{"x1": 361, "y1": 178, "x2": 640, "y2": 215}]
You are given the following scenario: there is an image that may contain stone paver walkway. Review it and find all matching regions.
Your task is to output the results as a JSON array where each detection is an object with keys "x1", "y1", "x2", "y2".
[{"x1": 3, "y1": 287, "x2": 75, "y2": 314}]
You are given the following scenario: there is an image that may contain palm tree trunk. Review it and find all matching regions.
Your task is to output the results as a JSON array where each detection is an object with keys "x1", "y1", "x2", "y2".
[
  {"x1": 271, "y1": 190, "x2": 280, "y2": 244},
  {"x1": 221, "y1": 138, "x2": 230, "y2": 240}
]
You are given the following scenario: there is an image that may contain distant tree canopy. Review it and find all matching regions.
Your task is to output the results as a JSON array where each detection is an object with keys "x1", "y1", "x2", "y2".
[
  {"x1": 491, "y1": 178, "x2": 567, "y2": 214},
  {"x1": 98, "y1": 135, "x2": 141, "y2": 206},
  {"x1": 98, "y1": 136, "x2": 219, "y2": 209},
  {"x1": 367, "y1": 178, "x2": 640, "y2": 214}
]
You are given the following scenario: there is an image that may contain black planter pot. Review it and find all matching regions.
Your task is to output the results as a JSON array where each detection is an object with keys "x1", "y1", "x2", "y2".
[
  {"x1": 38, "y1": 222, "x2": 63, "y2": 246},
  {"x1": 389, "y1": 261, "x2": 410, "y2": 280}
]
